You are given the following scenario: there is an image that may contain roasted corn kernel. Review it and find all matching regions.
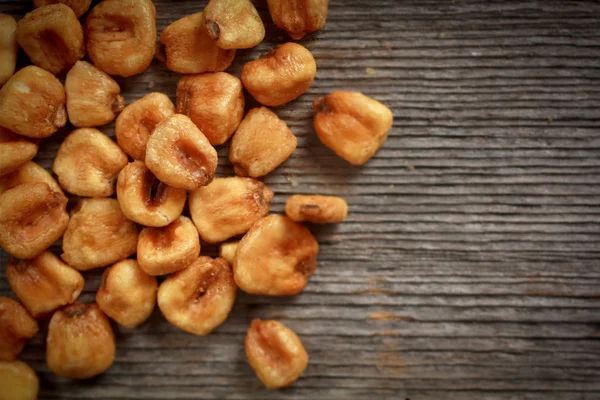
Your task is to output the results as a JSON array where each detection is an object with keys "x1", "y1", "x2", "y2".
[
  {"x1": 204, "y1": 0, "x2": 265, "y2": 49},
  {"x1": 285, "y1": 195, "x2": 348, "y2": 224},
  {"x1": 0, "y1": 14, "x2": 17, "y2": 86},
  {"x1": 0, "y1": 360, "x2": 39, "y2": 400},
  {"x1": 0, "y1": 161, "x2": 62, "y2": 196},
  {"x1": 267, "y1": 0, "x2": 328, "y2": 40},
  {"x1": 219, "y1": 241, "x2": 238, "y2": 265},
  {"x1": 0, "y1": 298, "x2": 38, "y2": 362},
  {"x1": 0, "y1": 128, "x2": 37, "y2": 177},
  {"x1": 33, "y1": 0, "x2": 92, "y2": 18}
]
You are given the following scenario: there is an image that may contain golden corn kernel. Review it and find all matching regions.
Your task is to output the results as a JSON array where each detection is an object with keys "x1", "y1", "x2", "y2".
[
  {"x1": 137, "y1": 216, "x2": 200, "y2": 276},
  {"x1": 234, "y1": 214, "x2": 318, "y2": 295},
  {"x1": 62, "y1": 198, "x2": 138, "y2": 271},
  {"x1": 0, "y1": 14, "x2": 17, "y2": 86},
  {"x1": 176, "y1": 73, "x2": 244, "y2": 145},
  {"x1": 158, "y1": 257, "x2": 236, "y2": 336},
  {"x1": 204, "y1": 0, "x2": 265, "y2": 49},
  {"x1": 229, "y1": 107, "x2": 297, "y2": 178},
  {"x1": 285, "y1": 195, "x2": 348, "y2": 224},
  {"x1": 146, "y1": 114, "x2": 218, "y2": 190},
  {"x1": 0, "y1": 361, "x2": 39, "y2": 400},
  {"x1": 189, "y1": 177, "x2": 274, "y2": 243},
  {"x1": 115, "y1": 92, "x2": 175, "y2": 161},
  {"x1": 219, "y1": 241, "x2": 238, "y2": 265},
  {"x1": 241, "y1": 43, "x2": 316, "y2": 107},
  {"x1": 0, "y1": 66, "x2": 66, "y2": 139},
  {"x1": 116, "y1": 161, "x2": 186, "y2": 227},
  {"x1": 159, "y1": 12, "x2": 235, "y2": 74},
  {"x1": 46, "y1": 302, "x2": 115, "y2": 379},
  {"x1": 268, "y1": 0, "x2": 328, "y2": 40},
  {"x1": 245, "y1": 319, "x2": 308, "y2": 389},
  {"x1": 33, "y1": 0, "x2": 92, "y2": 18},
  {"x1": 16, "y1": 4, "x2": 85, "y2": 75},
  {"x1": 53, "y1": 128, "x2": 128, "y2": 198},
  {"x1": 0, "y1": 298, "x2": 38, "y2": 362},
  {"x1": 6, "y1": 252, "x2": 84, "y2": 318},
  {"x1": 85, "y1": 0, "x2": 156, "y2": 77},
  {"x1": 65, "y1": 61, "x2": 125, "y2": 128},
  {"x1": 0, "y1": 128, "x2": 38, "y2": 177},
  {"x1": 96, "y1": 259, "x2": 157, "y2": 328},
  {"x1": 0, "y1": 161, "x2": 62, "y2": 196},
  {"x1": 313, "y1": 91, "x2": 393, "y2": 165},
  {"x1": 0, "y1": 183, "x2": 68, "y2": 259}
]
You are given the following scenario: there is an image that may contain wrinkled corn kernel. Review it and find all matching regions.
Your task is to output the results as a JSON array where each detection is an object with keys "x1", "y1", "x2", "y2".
[
  {"x1": 0, "y1": 298, "x2": 38, "y2": 362},
  {"x1": 0, "y1": 161, "x2": 62, "y2": 196},
  {"x1": 245, "y1": 319, "x2": 308, "y2": 389},
  {"x1": 158, "y1": 257, "x2": 236, "y2": 336},
  {"x1": 0, "y1": 360, "x2": 39, "y2": 400},
  {"x1": 204, "y1": 0, "x2": 265, "y2": 49},
  {"x1": 241, "y1": 43, "x2": 316, "y2": 107},
  {"x1": 268, "y1": 0, "x2": 328, "y2": 40},
  {"x1": 0, "y1": 128, "x2": 38, "y2": 177},
  {"x1": 229, "y1": 107, "x2": 297, "y2": 178},
  {"x1": 189, "y1": 177, "x2": 274, "y2": 243},
  {"x1": 33, "y1": 0, "x2": 91, "y2": 18},
  {"x1": 219, "y1": 241, "x2": 239, "y2": 265},
  {"x1": 176, "y1": 73, "x2": 244, "y2": 145},
  {"x1": 234, "y1": 214, "x2": 318, "y2": 295},
  {"x1": 0, "y1": 14, "x2": 17, "y2": 86},
  {"x1": 285, "y1": 195, "x2": 348, "y2": 224},
  {"x1": 137, "y1": 216, "x2": 200, "y2": 276},
  {"x1": 313, "y1": 91, "x2": 393, "y2": 165}
]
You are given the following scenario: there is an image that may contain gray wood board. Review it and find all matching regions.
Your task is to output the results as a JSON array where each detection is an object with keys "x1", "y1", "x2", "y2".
[{"x1": 1, "y1": 0, "x2": 600, "y2": 398}]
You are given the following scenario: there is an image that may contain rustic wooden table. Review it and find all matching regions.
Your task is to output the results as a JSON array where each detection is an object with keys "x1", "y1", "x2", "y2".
[{"x1": 1, "y1": 0, "x2": 600, "y2": 399}]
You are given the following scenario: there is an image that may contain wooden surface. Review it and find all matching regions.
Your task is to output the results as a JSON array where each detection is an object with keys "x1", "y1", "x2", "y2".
[{"x1": 1, "y1": 0, "x2": 600, "y2": 398}]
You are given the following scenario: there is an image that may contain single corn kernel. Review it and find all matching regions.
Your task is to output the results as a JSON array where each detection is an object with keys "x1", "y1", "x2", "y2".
[
  {"x1": 0, "y1": 14, "x2": 18, "y2": 86},
  {"x1": 65, "y1": 61, "x2": 125, "y2": 128},
  {"x1": 0, "y1": 298, "x2": 38, "y2": 362},
  {"x1": 229, "y1": 107, "x2": 297, "y2": 178},
  {"x1": 115, "y1": 92, "x2": 175, "y2": 161},
  {"x1": 0, "y1": 361, "x2": 39, "y2": 400},
  {"x1": 146, "y1": 114, "x2": 218, "y2": 190},
  {"x1": 159, "y1": 12, "x2": 235, "y2": 74},
  {"x1": 0, "y1": 161, "x2": 62, "y2": 196},
  {"x1": 85, "y1": 0, "x2": 156, "y2": 77},
  {"x1": 204, "y1": 0, "x2": 265, "y2": 49},
  {"x1": 117, "y1": 161, "x2": 186, "y2": 227},
  {"x1": 33, "y1": 0, "x2": 92, "y2": 18},
  {"x1": 234, "y1": 214, "x2": 318, "y2": 295},
  {"x1": 189, "y1": 177, "x2": 274, "y2": 243},
  {"x1": 219, "y1": 241, "x2": 239, "y2": 265},
  {"x1": 313, "y1": 91, "x2": 393, "y2": 165},
  {"x1": 53, "y1": 128, "x2": 128, "y2": 197},
  {"x1": 0, "y1": 128, "x2": 38, "y2": 177},
  {"x1": 176, "y1": 73, "x2": 244, "y2": 146},
  {"x1": 16, "y1": 4, "x2": 85, "y2": 75},
  {"x1": 46, "y1": 302, "x2": 115, "y2": 379},
  {"x1": 241, "y1": 43, "x2": 316, "y2": 107},
  {"x1": 96, "y1": 260, "x2": 157, "y2": 328},
  {"x1": 0, "y1": 66, "x2": 66, "y2": 139},
  {"x1": 6, "y1": 252, "x2": 84, "y2": 318},
  {"x1": 245, "y1": 319, "x2": 308, "y2": 389},
  {"x1": 267, "y1": 0, "x2": 328, "y2": 40},
  {"x1": 0, "y1": 183, "x2": 68, "y2": 259},
  {"x1": 62, "y1": 198, "x2": 138, "y2": 271},
  {"x1": 137, "y1": 216, "x2": 200, "y2": 276},
  {"x1": 157, "y1": 257, "x2": 236, "y2": 336},
  {"x1": 285, "y1": 195, "x2": 348, "y2": 224}
]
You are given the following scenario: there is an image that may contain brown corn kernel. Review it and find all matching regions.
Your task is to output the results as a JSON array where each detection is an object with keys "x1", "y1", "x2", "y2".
[
  {"x1": 0, "y1": 183, "x2": 68, "y2": 259},
  {"x1": 158, "y1": 257, "x2": 236, "y2": 336},
  {"x1": 0, "y1": 66, "x2": 66, "y2": 139},
  {"x1": 285, "y1": 195, "x2": 348, "y2": 224},
  {"x1": 189, "y1": 177, "x2": 274, "y2": 243},
  {"x1": 96, "y1": 260, "x2": 157, "y2": 328},
  {"x1": 0, "y1": 128, "x2": 38, "y2": 177},
  {"x1": 137, "y1": 216, "x2": 200, "y2": 276},
  {"x1": 313, "y1": 91, "x2": 393, "y2": 165},
  {"x1": 6, "y1": 252, "x2": 84, "y2": 318},
  {"x1": 0, "y1": 14, "x2": 17, "y2": 86},
  {"x1": 0, "y1": 298, "x2": 38, "y2": 362},
  {"x1": 159, "y1": 12, "x2": 236, "y2": 74},
  {"x1": 46, "y1": 302, "x2": 115, "y2": 379},
  {"x1": 33, "y1": 0, "x2": 92, "y2": 18},
  {"x1": 146, "y1": 114, "x2": 218, "y2": 190},
  {"x1": 53, "y1": 128, "x2": 128, "y2": 197},
  {"x1": 85, "y1": 0, "x2": 156, "y2": 77},
  {"x1": 16, "y1": 4, "x2": 85, "y2": 75},
  {"x1": 241, "y1": 43, "x2": 316, "y2": 107},
  {"x1": 65, "y1": 61, "x2": 125, "y2": 128},
  {"x1": 176, "y1": 73, "x2": 244, "y2": 145},
  {"x1": 245, "y1": 319, "x2": 308, "y2": 389},
  {"x1": 267, "y1": 0, "x2": 328, "y2": 40},
  {"x1": 62, "y1": 198, "x2": 138, "y2": 271},
  {"x1": 234, "y1": 214, "x2": 318, "y2": 295},
  {"x1": 0, "y1": 360, "x2": 39, "y2": 400},
  {"x1": 204, "y1": 0, "x2": 265, "y2": 49},
  {"x1": 219, "y1": 241, "x2": 238, "y2": 265},
  {"x1": 0, "y1": 161, "x2": 62, "y2": 196},
  {"x1": 229, "y1": 107, "x2": 297, "y2": 178}
]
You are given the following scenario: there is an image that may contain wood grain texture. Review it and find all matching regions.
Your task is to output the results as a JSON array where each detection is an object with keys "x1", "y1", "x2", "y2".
[{"x1": 1, "y1": 0, "x2": 600, "y2": 398}]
